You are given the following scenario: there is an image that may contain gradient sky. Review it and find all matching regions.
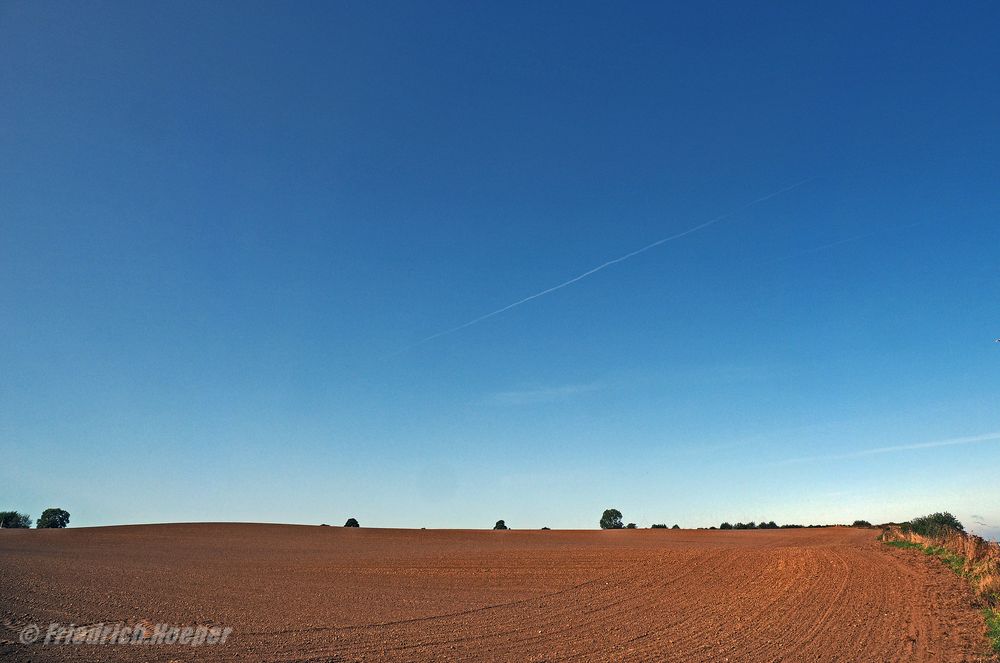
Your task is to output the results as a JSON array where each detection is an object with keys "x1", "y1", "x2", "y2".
[{"x1": 2, "y1": 2, "x2": 998, "y2": 537}]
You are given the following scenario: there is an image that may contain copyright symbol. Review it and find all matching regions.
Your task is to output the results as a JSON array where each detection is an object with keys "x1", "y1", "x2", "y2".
[{"x1": 19, "y1": 624, "x2": 40, "y2": 644}]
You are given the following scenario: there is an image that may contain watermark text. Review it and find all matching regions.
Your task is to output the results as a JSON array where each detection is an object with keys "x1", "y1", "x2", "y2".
[{"x1": 19, "y1": 622, "x2": 232, "y2": 647}]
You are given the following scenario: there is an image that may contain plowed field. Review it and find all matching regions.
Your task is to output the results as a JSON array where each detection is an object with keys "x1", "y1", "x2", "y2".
[{"x1": 0, "y1": 524, "x2": 991, "y2": 661}]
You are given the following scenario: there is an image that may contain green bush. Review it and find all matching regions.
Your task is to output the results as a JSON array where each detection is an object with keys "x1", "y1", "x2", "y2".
[
  {"x1": 36, "y1": 508, "x2": 70, "y2": 529},
  {"x1": 851, "y1": 519, "x2": 872, "y2": 528},
  {"x1": 493, "y1": 520, "x2": 508, "y2": 530},
  {"x1": 671, "y1": 524, "x2": 680, "y2": 529},
  {"x1": 910, "y1": 512, "x2": 963, "y2": 537},
  {"x1": 984, "y1": 607, "x2": 1000, "y2": 654},
  {"x1": 719, "y1": 522, "x2": 733, "y2": 530},
  {"x1": 651, "y1": 524, "x2": 667, "y2": 529},
  {"x1": 344, "y1": 517, "x2": 360, "y2": 527},
  {"x1": 0, "y1": 511, "x2": 32, "y2": 528},
  {"x1": 625, "y1": 522, "x2": 637, "y2": 529}
]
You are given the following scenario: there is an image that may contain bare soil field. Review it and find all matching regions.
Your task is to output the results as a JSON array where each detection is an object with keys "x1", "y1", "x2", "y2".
[{"x1": 0, "y1": 524, "x2": 992, "y2": 662}]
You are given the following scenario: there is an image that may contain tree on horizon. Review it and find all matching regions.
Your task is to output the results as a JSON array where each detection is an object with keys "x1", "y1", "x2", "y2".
[
  {"x1": 36, "y1": 508, "x2": 70, "y2": 529},
  {"x1": 0, "y1": 511, "x2": 32, "y2": 528},
  {"x1": 600, "y1": 509, "x2": 624, "y2": 530}
]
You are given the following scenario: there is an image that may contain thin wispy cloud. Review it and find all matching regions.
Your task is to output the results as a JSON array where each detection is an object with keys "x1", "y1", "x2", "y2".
[
  {"x1": 771, "y1": 431, "x2": 1000, "y2": 466},
  {"x1": 758, "y1": 220, "x2": 925, "y2": 267},
  {"x1": 672, "y1": 362, "x2": 777, "y2": 385},
  {"x1": 390, "y1": 178, "x2": 814, "y2": 356},
  {"x1": 489, "y1": 382, "x2": 603, "y2": 406}
]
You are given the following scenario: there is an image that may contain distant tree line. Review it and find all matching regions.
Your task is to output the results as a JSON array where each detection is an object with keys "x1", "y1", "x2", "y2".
[
  {"x1": 715, "y1": 520, "x2": 876, "y2": 530},
  {"x1": 719, "y1": 520, "x2": 780, "y2": 530},
  {"x1": 313, "y1": 511, "x2": 965, "y2": 532},
  {"x1": 0, "y1": 508, "x2": 69, "y2": 529},
  {"x1": 319, "y1": 511, "x2": 965, "y2": 534}
]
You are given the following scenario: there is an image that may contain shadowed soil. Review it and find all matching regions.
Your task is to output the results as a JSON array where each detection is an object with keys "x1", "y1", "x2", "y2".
[{"x1": 0, "y1": 524, "x2": 992, "y2": 661}]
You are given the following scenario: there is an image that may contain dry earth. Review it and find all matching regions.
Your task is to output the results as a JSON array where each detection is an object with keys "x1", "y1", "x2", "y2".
[{"x1": 0, "y1": 524, "x2": 993, "y2": 662}]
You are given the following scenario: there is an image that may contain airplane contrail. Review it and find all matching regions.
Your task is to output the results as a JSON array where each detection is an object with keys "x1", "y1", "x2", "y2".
[
  {"x1": 757, "y1": 220, "x2": 925, "y2": 267},
  {"x1": 771, "y1": 431, "x2": 1000, "y2": 466},
  {"x1": 392, "y1": 178, "x2": 815, "y2": 355}
]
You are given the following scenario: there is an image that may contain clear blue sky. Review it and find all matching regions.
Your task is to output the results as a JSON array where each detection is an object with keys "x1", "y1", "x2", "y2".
[{"x1": 2, "y1": 2, "x2": 998, "y2": 536}]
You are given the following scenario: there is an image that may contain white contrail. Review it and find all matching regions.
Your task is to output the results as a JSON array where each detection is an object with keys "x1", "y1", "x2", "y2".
[
  {"x1": 393, "y1": 178, "x2": 814, "y2": 355},
  {"x1": 772, "y1": 431, "x2": 1000, "y2": 466},
  {"x1": 758, "y1": 220, "x2": 925, "y2": 267}
]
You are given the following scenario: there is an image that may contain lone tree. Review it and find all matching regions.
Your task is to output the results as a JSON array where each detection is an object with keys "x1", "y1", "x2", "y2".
[
  {"x1": 600, "y1": 509, "x2": 624, "y2": 530},
  {"x1": 671, "y1": 524, "x2": 680, "y2": 529},
  {"x1": 344, "y1": 517, "x2": 360, "y2": 527},
  {"x1": 0, "y1": 511, "x2": 32, "y2": 528},
  {"x1": 36, "y1": 508, "x2": 70, "y2": 529},
  {"x1": 494, "y1": 520, "x2": 508, "y2": 530}
]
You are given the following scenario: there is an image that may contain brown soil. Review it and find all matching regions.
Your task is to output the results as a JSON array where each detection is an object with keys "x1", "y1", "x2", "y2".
[{"x1": 0, "y1": 524, "x2": 992, "y2": 661}]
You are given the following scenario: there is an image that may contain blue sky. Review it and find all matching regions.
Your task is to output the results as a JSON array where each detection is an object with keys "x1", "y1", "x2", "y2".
[{"x1": 2, "y1": 2, "x2": 998, "y2": 536}]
